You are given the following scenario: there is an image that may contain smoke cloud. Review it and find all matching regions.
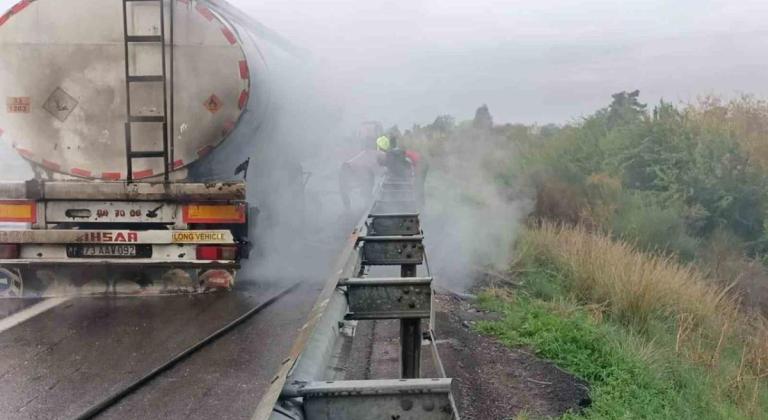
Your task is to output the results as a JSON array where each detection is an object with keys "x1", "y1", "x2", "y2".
[{"x1": 406, "y1": 115, "x2": 533, "y2": 292}]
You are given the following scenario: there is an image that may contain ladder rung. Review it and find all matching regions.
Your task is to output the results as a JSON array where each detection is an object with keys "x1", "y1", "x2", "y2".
[
  {"x1": 129, "y1": 115, "x2": 165, "y2": 123},
  {"x1": 129, "y1": 151, "x2": 166, "y2": 158},
  {"x1": 128, "y1": 75, "x2": 164, "y2": 83},
  {"x1": 126, "y1": 35, "x2": 163, "y2": 43}
]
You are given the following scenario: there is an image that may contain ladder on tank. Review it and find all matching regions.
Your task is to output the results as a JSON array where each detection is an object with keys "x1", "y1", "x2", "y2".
[{"x1": 121, "y1": 0, "x2": 175, "y2": 182}]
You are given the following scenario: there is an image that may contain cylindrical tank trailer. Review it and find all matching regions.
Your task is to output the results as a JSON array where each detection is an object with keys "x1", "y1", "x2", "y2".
[
  {"x1": 0, "y1": 0, "x2": 269, "y2": 181},
  {"x1": 0, "y1": 0, "x2": 292, "y2": 297}
]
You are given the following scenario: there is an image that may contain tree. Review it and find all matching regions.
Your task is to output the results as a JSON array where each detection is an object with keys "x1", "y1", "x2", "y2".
[
  {"x1": 607, "y1": 90, "x2": 646, "y2": 129},
  {"x1": 430, "y1": 115, "x2": 455, "y2": 133},
  {"x1": 473, "y1": 104, "x2": 493, "y2": 130}
]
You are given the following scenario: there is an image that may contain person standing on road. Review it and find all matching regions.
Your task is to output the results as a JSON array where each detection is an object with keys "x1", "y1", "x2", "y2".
[
  {"x1": 377, "y1": 135, "x2": 428, "y2": 207},
  {"x1": 377, "y1": 135, "x2": 411, "y2": 180},
  {"x1": 338, "y1": 138, "x2": 385, "y2": 211}
]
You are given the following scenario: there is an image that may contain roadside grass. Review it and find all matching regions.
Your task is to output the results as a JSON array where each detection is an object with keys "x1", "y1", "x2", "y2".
[{"x1": 475, "y1": 223, "x2": 768, "y2": 419}]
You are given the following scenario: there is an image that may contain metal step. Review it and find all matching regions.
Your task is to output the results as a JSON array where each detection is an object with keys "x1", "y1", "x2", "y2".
[
  {"x1": 125, "y1": 35, "x2": 163, "y2": 43},
  {"x1": 128, "y1": 115, "x2": 165, "y2": 123},
  {"x1": 127, "y1": 75, "x2": 165, "y2": 82},
  {"x1": 128, "y1": 150, "x2": 166, "y2": 158}
]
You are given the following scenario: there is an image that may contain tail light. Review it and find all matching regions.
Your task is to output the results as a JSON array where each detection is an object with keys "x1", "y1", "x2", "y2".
[
  {"x1": 0, "y1": 201, "x2": 36, "y2": 223},
  {"x1": 183, "y1": 203, "x2": 246, "y2": 224},
  {"x1": 0, "y1": 244, "x2": 20, "y2": 259},
  {"x1": 196, "y1": 245, "x2": 238, "y2": 261}
]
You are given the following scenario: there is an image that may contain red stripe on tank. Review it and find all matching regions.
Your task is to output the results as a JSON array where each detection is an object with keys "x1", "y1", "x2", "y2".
[
  {"x1": 197, "y1": 145, "x2": 214, "y2": 157},
  {"x1": 133, "y1": 169, "x2": 154, "y2": 180},
  {"x1": 11, "y1": 0, "x2": 32, "y2": 15},
  {"x1": 16, "y1": 148, "x2": 34, "y2": 158},
  {"x1": 221, "y1": 27, "x2": 237, "y2": 45},
  {"x1": 71, "y1": 168, "x2": 92, "y2": 178},
  {"x1": 173, "y1": 159, "x2": 184, "y2": 169},
  {"x1": 102, "y1": 172, "x2": 121, "y2": 181},
  {"x1": 42, "y1": 159, "x2": 60, "y2": 171},
  {"x1": 239, "y1": 61, "x2": 249, "y2": 80},
  {"x1": 0, "y1": 12, "x2": 10, "y2": 27},
  {"x1": 238, "y1": 90, "x2": 249, "y2": 110},
  {"x1": 196, "y1": 5, "x2": 214, "y2": 21}
]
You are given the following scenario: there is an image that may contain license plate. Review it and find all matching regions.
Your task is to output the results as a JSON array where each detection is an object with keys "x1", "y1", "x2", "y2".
[{"x1": 67, "y1": 245, "x2": 144, "y2": 258}]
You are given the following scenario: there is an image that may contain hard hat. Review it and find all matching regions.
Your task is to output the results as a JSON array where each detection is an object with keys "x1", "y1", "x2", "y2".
[{"x1": 376, "y1": 136, "x2": 391, "y2": 151}]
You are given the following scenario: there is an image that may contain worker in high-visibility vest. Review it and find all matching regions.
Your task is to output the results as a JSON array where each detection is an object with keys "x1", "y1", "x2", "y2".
[
  {"x1": 339, "y1": 134, "x2": 428, "y2": 210},
  {"x1": 376, "y1": 135, "x2": 428, "y2": 207}
]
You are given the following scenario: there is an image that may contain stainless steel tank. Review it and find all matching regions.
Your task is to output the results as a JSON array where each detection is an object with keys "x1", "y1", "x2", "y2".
[{"x1": 0, "y1": 0, "x2": 270, "y2": 180}]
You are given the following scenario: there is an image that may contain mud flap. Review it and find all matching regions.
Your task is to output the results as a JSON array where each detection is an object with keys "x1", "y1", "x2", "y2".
[{"x1": 0, "y1": 268, "x2": 23, "y2": 297}]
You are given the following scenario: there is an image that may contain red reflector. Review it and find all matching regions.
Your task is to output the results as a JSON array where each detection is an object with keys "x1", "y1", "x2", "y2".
[
  {"x1": 0, "y1": 244, "x2": 20, "y2": 259},
  {"x1": 196, "y1": 245, "x2": 237, "y2": 261}
]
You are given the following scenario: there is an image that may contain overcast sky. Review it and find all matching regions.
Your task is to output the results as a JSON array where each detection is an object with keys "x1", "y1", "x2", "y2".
[
  {"x1": 3, "y1": 0, "x2": 766, "y2": 127},
  {"x1": 228, "y1": 0, "x2": 768, "y2": 127}
]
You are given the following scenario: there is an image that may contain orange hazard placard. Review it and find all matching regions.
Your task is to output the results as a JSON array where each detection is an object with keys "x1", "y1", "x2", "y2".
[
  {"x1": 204, "y1": 94, "x2": 223, "y2": 114},
  {"x1": 6, "y1": 97, "x2": 31, "y2": 113}
]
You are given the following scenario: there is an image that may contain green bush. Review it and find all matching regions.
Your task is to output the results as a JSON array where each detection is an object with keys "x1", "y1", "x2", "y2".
[{"x1": 611, "y1": 193, "x2": 699, "y2": 260}]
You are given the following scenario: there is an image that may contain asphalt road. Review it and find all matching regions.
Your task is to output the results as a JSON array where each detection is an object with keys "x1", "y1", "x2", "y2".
[
  {"x1": 0, "y1": 209, "x2": 359, "y2": 420},
  {"x1": 0, "y1": 275, "x2": 325, "y2": 420}
]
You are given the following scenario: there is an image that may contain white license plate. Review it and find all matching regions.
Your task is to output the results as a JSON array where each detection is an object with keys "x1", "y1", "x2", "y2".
[{"x1": 75, "y1": 245, "x2": 138, "y2": 258}]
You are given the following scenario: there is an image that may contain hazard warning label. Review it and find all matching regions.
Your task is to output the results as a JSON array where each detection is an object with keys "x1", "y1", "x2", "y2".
[
  {"x1": 204, "y1": 94, "x2": 223, "y2": 114},
  {"x1": 43, "y1": 87, "x2": 78, "y2": 122},
  {"x1": 6, "y1": 97, "x2": 31, "y2": 113}
]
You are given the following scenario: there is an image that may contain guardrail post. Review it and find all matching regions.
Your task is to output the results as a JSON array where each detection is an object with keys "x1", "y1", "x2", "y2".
[
  {"x1": 363, "y1": 178, "x2": 425, "y2": 380},
  {"x1": 401, "y1": 263, "x2": 421, "y2": 378}
]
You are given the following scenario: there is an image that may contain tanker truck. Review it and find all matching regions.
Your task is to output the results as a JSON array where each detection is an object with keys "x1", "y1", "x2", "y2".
[{"x1": 0, "y1": 0, "x2": 294, "y2": 296}]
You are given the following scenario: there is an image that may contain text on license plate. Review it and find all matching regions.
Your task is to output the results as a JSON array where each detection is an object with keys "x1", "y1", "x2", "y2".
[{"x1": 68, "y1": 245, "x2": 138, "y2": 258}]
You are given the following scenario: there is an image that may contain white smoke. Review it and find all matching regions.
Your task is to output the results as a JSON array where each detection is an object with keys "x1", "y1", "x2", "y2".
[{"x1": 414, "y1": 123, "x2": 533, "y2": 292}]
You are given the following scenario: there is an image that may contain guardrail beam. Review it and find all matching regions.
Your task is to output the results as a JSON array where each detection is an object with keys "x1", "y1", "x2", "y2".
[
  {"x1": 360, "y1": 235, "x2": 424, "y2": 266},
  {"x1": 295, "y1": 379, "x2": 455, "y2": 420},
  {"x1": 343, "y1": 277, "x2": 432, "y2": 320},
  {"x1": 368, "y1": 213, "x2": 421, "y2": 236}
]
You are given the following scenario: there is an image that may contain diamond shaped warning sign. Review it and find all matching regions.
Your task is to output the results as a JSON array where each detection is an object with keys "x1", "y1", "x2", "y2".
[
  {"x1": 43, "y1": 87, "x2": 78, "y2": 122},
  {"x1": 204, "y1": 94, "x2": 223, "y2": 114}
]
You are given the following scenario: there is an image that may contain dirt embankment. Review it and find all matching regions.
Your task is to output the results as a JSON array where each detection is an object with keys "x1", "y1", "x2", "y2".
[{"x1": 435, "y1": 294, "x2": 591, "y2": 420}]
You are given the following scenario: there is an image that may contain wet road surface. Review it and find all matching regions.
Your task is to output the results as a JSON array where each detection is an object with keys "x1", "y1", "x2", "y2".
[
  {"x1": 0, "y1": 212, "x2": 358, "y2": 420},
  {"x1": 0, "y1": 278, "x2": 326, "y2": 420}
]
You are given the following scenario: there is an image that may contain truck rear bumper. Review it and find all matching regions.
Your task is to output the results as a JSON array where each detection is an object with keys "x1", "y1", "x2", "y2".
[
  {"x1": 0, "y1": 259, "x2": 239, "y2": 268},
  {"x1": 0, "y1": 226, "x2": 244, "y2": 296},
  {"x1": 0, "y1": 263, "x2": 238, "y2": 298}
]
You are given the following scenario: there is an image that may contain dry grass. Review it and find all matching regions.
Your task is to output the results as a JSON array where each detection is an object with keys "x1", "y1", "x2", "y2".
[
  {"x1": 521, "y1": 222, "x2": 768, "y2": 406},
  {"x1": 524, "y1": 222, "x2": 739, "y2": 329}
]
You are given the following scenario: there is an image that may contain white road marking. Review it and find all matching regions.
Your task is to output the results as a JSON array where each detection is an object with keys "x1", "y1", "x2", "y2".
[{"x1": 0, "y1": 298, "x2": 69, "y2": 334}]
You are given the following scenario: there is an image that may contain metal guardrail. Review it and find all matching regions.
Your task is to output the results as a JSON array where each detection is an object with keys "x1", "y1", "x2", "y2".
[{"x1": 257, "y1": 177, "x2": 460, "y2": 420}]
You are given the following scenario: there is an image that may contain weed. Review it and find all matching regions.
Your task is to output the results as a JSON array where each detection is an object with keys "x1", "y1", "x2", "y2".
[{"x1": 475, "y1": 225, "x2": 768, "y2": 419}]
